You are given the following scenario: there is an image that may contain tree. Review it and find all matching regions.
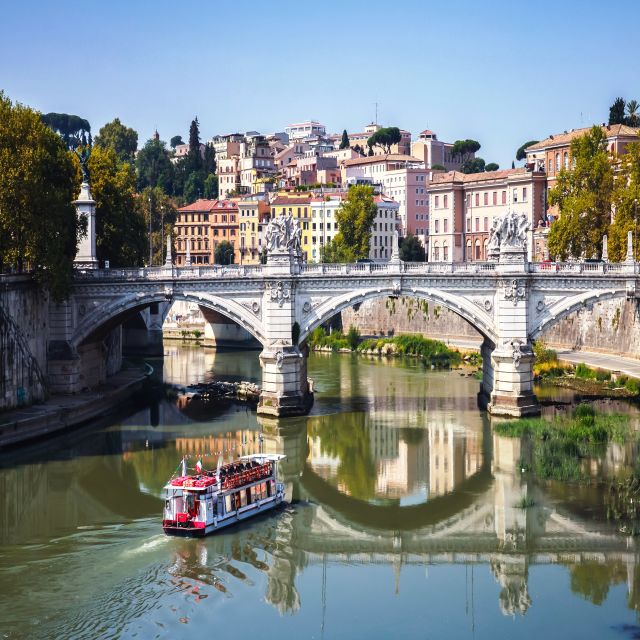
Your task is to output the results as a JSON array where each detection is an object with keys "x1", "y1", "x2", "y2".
[
  {"x1": 626, "y1": 99, "x2": 640, "y2": 127},
  {"x1": 367, "y1": 127, "x2": 402, "y2": 154},
  {"x1": 516, "y1": 140, "x2": 539, "y2": 161},
  {"x1": 334, "y1": 185, "x2": 378, "y2": 259},
  {"x1": 547, "y1": 126, "x2": 614, "y2": 260},
  {"x1": 184, "y1": 171, "x2": 205, "y2": 203},
  {"x1": 452, "y1": 139, "x2": 481, "y2": 162},
  {"x1": 0, "y1": 93, "x2": 82, "y2": 299},
  {"x1": 485, "y1": 162, "x2": 499, "y2": 172},
  {"x1": 203, "y1": 173, "x2": 219, "y2": 199},
  {"x1": 41, "y1": 112, "x2": 91, "y2": 149},
  {"x1": 187, "y1": 117, "x2": 202, "y2": 173},
  {"x1": 136, "y1": 137, "x2": 174, "y2": 193},
  {"x1": 609, "y1": 97, "x2": 626, "y2": 125},
  {"x1": 431, "y1": 163, "x2": 447, "y2": 171},
  {"x1": 215, "y1": 240, "x2": 234, "y2": 264},
  {"x1": 609, "y1": 139, "x2": 640, "y2": 261},
  {"x1": 203, "y1": 143, "x2": 216, "y2": 174},
  {"x1": 170, "y1": 135, "x2": 184, "y2": 148},
  {"x1": 94, "y1": 118, "x2": 138, "y2": 164},
  {"x1": 320, "y1": 238, "x2": 355, "y2": 263},
  {"x1": 339, "y1": 129, "x2": 350, "y2": 149},
  {"x1": 399, "y1": 234, "x2": 425, "y2": 261},
  {"x1": 353, "y1": 144, "x2": 365, "y2": 156},
  {"x1": 140, "y1": 186, "x2": 177, "y2": 266},
  {"x1": 88, "y1": 146, "x2": 146, "y2": 267},
  {"x1": 461, "y1": 157, "x2": 486, "y2": 174}
]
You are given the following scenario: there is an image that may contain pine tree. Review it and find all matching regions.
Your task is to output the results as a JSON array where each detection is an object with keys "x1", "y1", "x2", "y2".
[
  {"x1": 339, "y1": 129, "x2": 350, "y2": 149},
  {"x1": 609, "y1": 98, "x2": 626, "y2": 125},
  {"x1": 187, "y1": 117, "x2": 202, "y2": 173}
]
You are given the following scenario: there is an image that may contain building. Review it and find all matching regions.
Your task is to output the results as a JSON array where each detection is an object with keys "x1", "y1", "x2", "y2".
[
  {"x1": 174, "y1": 199, "x2": 217, "y2": 266},
  {"x1": 411, "y1": 130, "x2": 470, "y2": 171},
  {"x1": 341, "y1": 154, "x2": 429, "y2": 240},
  {"x1": 238, "y1": 198, "x2": 270, "y2": 264},
  {"x1": 307, "y1": 192, "x2": 399, "y2": 262},
  {"x1": 346, "y1": 123, "x2": 412, "y2": 156},
  {"x1": 238, "y1": 136, "x2": 276, "y2": 194},
  {"x1": 284, "y1": 121, "x2": 327, "y2": 141},
  {"x1": 171, "y1": 142, "x2": 206, "y2": 165},
  {"x1": 428, "y1": 168, "x2": 547, "y2": 262},
  {"x1": 210, "y1": 200, "x2": 240, "y2": 263}
]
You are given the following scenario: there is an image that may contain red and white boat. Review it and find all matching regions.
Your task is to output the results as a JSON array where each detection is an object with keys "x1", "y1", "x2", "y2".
[{"x1": 162, "y1": 454, "x2": 286, "y2": 536}]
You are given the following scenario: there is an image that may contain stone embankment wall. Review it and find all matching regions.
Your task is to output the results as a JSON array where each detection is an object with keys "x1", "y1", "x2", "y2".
[
  {"x1": 0, "y1": 277, "x2": 49, "y2": 410},
  {"x1": 341, "y1": 296, "x2": 640, "y2": 357}
]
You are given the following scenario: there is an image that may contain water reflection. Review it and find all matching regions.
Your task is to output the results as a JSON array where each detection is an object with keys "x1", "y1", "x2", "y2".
[{"x1": 2, "y1": 347, "x2": 640, "y2": 638}]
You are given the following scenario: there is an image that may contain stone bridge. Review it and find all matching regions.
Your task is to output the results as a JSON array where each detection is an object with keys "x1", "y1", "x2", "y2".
[{"x1": 47, "y1": 245, "x2": 639, "y2": 417}]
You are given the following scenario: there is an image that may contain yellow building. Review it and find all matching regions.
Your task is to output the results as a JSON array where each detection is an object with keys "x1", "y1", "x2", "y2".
[
  {"x1": 238, "y1": 198, "x2": 270, "y2": 264},
  {"x1": 270, "y1": 193, "x2": 313, "y2": 261}
]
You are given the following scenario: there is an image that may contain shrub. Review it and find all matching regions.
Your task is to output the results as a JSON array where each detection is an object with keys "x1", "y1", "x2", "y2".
[
  {"x1": 346, "y1": 325, "x2": 360, "y2": 350},
  {"x1": 575, "y1": 363, "x2": 597, "y2": 379},
  {"x1": 533, "y1": 340, "x2": 558, "y2": 365},
  {"x1": 192, "y1": 329, "x2": 202, "y2": 339},
  {"x1": 625, "y1": 378, "x2": 640, "y2": 395}
]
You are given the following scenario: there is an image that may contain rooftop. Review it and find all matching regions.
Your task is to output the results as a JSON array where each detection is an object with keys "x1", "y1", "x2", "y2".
[
  {"x1": 430, "y1": 168, "x2": 534, "y2": 185},
  {"x1": 526, "y1": 124, "x2": 640, "y2": 152},
  {"x1": 178, "y1": 199, "x2": 218, "y2": 212},
  {"x1": 342, "y1": 154, "x2": 422, "y2": 167}
]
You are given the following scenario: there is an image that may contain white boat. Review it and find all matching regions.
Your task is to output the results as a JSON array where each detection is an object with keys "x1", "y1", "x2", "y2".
[{"x1": 162, "y1": 454, "x2": 286, "y2": 536}]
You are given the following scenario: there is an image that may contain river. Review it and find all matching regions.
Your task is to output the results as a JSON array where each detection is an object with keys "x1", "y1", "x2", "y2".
[{"x1": 1, "y1": 344, "x2": 640, "y2": 639}]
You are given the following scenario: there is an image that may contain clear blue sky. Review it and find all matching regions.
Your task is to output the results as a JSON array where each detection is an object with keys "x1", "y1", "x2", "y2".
[{"x1": 2, "y1": 0, "x2": 639, "y2": 167}]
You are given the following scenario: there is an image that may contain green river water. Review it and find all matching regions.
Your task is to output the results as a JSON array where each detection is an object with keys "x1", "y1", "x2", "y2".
[{"x1": 1, "y1": 345, "x2": 640, "y2": 639}]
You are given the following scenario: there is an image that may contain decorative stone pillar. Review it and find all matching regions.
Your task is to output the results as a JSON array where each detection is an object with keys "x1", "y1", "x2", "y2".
[
  {"x1": 602, "y1": 234, "x2": 609, "y2": 263},
  {"x1": 185, "y1": 237, "x2": 191, "y2": 267},
  {"x1": 165, "y1": 234, "x2": 173, "y2": 267},
  {"x1": 258, "y1": 215, "x2": 313, "y2": 417},
  {"x1": 73, "y1": 181, "x2": 99, "y2": 269},
  {"x1": 625, "y1": 230, "x2": 634, "y2": 263}
]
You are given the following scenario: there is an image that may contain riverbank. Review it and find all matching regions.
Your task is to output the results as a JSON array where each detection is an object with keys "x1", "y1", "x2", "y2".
[{"x1": 0, "y1": 365, "x2": 150, "y2": 449}]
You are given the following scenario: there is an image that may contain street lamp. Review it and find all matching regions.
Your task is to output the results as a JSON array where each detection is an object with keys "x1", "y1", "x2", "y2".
[
  {"x1": 635, "y1": 198, "x2": 638, "y2": 262},
  {"x1": 225, "y1": 248, "x2": 234, "y2": 265},
  {"x1": 148, "y1": 195, "x2": 153, "y2": 267}
]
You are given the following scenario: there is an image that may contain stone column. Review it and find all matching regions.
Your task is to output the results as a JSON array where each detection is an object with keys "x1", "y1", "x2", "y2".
[
  {"x1": 73, "y1": 181, "x2": 99, "y2": 269},
  {"x1": 489, "y1": 245, "x2": 540, "y2": 417},
  {"x1": 602, "y1": 234, "x2": 609, "y2": 263}
]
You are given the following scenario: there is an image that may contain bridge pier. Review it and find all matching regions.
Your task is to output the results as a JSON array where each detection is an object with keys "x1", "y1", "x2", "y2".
[{"x1": 488, "y1": 344, "x2": 539, "y2": 417}]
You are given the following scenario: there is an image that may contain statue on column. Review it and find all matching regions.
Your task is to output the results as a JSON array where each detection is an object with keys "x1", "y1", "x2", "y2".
[
  {"x1": 74, "y1": 145, "x2": 91, "y2": 184},
  {"x1": 266, "y1": 214, "x2": 302, "y2": 255}
]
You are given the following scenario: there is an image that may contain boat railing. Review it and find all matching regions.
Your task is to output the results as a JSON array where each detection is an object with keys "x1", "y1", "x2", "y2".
[{"x1": 221, "y1": 463, "x2": 271, "y2": 491}]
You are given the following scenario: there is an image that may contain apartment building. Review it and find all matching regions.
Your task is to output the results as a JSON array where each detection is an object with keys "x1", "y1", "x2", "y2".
[
  {"x1": 411, "y1": 130, "x2": 471, "y2": 171},
  {"x1": 284, "y1": 121, "x2": 327, "y2": 141},
  {"x1": 210, "y1": 200, "x2": 240, "y2": 263},
  {"x1": 341, "y1": 154, "x2": 429, "y2": 240},
  {"x1": 307, "y1": 193, "x2": 399, "y2": 262},
  {"x1": 428, "y1": 168, "x2": 547, "y2": 262},
  {"x1": 238, "y1": 198, "x2": 270, "y2": 264},
  {"x1": 174, "y1": 199, "x2": 216, "y2": 266}
]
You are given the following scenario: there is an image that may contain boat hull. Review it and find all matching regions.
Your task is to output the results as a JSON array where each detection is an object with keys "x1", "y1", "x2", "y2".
[{"x1": 163, "y1": 494, "x2": 284, "y2": 537}]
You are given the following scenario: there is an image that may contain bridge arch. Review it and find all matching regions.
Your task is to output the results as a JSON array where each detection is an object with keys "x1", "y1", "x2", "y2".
[
  {"x1": 530, "y1": 288, "x2": 625, "y2": 340},
  {"x1": 72, "y1": 291, "x2": 266, "y2": 349},
  {"x1": 299, "y1": 285, "x2": 497, "y2": 345}
]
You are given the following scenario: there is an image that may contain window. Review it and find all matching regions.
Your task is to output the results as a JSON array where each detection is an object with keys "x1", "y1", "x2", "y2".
[
  {"x1": 444, "y1": 195, "x2": 448, "y2": 208},
  {"x1": 435, "y1": 219, "x2": 439, "y2": 233},
  {"x1": 522, "y1": 187, "x2": 527, "y2": 201},
  {"x1": 435, "y1": 195, "x2": 439, "y2": 208},
  {"x1": 555, "y1": 153, "x2": 560, "y2": 172},
  {"x1": 466, "y1": 218, "x2": 471, "y2": 232},
  {"x1": 475, "y1": 217, "x2": 479, "y2": 231},
  {"x1": 475, "y1": 193, "x2": 479, "y2": 206},
  {"x1": 443, "y1": 242, "x2": 449, "y2": 262},
  {"x1": 444, "y1": 219, "x2": 449, "y2": 233},
  {"x1": 433, "y1": 243, "x2": 440, "y2": 261},
  {"x1": 475, "y1": 239, "x2": 481, "y2": 260},
  {"x1": 484, "y1": 217, "x2": 488, "y2": 231},
  {"x1": 502, "y1": 191, "x2": 506, "y2": 204},
  {"x1": 466, "y1": 239, "x2": 472, "y2": 261},
  {"x1": 513, "y1": 188, "x2": 518, "y2": 203},
  {"x1": 563, "y1": 152, "x2": 569, "y2": 169},
  {"x1": 483, "y1": 192, "x2": 488, "y2": 206},
  {"x1": 492, "y1": 191, "x2": 497, "y2": 205}
]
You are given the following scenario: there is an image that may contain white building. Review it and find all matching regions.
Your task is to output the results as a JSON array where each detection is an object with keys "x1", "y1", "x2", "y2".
[{"x1": 285, "y1": 121, "x2": 327, "y2": 141}]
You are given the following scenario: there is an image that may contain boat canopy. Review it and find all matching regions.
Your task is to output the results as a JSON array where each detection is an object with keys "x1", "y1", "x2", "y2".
[{"x1": 239, "y1": 454, "x2": 287, "y2": 463}]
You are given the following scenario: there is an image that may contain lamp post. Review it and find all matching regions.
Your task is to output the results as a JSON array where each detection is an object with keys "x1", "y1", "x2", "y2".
[
  {"x1": 148, "y1": 195, "x2": 153, "y2": 266},
  {"x1": 160, "y1": 205, "x2": 165, "y2": 265},
  {"x1": 225, "y1": 248, "x2": 234, "y2": 265},
  {"x1": 635, "y1": 198, "x2": 638, "y2": 262}
]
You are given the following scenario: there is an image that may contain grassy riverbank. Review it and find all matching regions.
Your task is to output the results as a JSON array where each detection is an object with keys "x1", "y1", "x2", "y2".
[{"x1": 308, "y1": 327, "x2": 465, "y2": 367}]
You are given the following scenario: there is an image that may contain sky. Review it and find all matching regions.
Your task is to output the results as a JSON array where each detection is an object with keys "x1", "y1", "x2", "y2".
[{"x1": 1, "y1": 0, "x2": 639, "y2": 168}]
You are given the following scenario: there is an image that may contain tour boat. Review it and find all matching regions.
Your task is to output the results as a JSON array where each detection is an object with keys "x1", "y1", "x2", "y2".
[{"x1": 162, "y1": 454, "x2": 286, "y2": 536}]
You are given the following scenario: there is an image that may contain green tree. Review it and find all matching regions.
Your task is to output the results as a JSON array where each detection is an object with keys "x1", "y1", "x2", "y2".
[
  {"x1": 431, "y1": 163, "x2": 447, "y2": 171},
  {"x1": 94, "y1": 118, "x2": 138, "y2": 164},
  {"x1": 609, "y1": 97, "x2": 626, "y2": 125},
  {"x1": 203, "y1": 173, "x2": 219, "y2": 199},
  {"x1": 609, "y1": 138, "x2": 640, "y2": 260},
  {"x1": 339, "y1": 129, "x2": 350, "y2": 149},
  {"x1": 320, "y1": 238, "x2": 355, "y2": 263},
  {"x1": 452, "y1": 139, "x2": 481, "y2": 162},
  {"x1": 334, "y1": 185, "x2": 378, "y2": 259},
  {"x1": 547, "y1": 126, "x2": 614, "y2": 260},
  {"x1": 516, "y1": 140, "x2": 539, "y2": 161},
  {"x1": 215, "y1": 240, "x2": 235, "y2": 264},
  {"x1": 485, "y1": 162, "x2": 499, "y2": 171},
  {"x1": 41, "y1": 112, "x2": 91, "y2": 149},
  {"x1": 203, "y1": 143, "x2": 216, "y2": 174},
  {"x1": 170, "y1": 135, "x2": 184, "y2": 148},
  {"x1": 136, "y1": 137, "x2": 174, "y2": 193},
  {"x1": 187, "y1": 117, "x2": 202, "y2": 173},
  {"x1": 88, "y1": 146, "x2": 146, "y2": 267},
  {"x1": 399, "y1": 234, "x2": 425, "y2": 261},
  {"x1": 367, "y1": 127, "x2": 401, "y2": 153},
  {"x1": 140, "y1": 186, "x2": 178, "y2": 265},
  {"x1": 626, "y1": 99, "x2": 640, "y2": 127},
  {"x1": 461, "y1": 157, "x2": 485, "y2": 174},
  {"x1": 184, "y1": 171, "x2": 205, "y2": 203},
  {"x1": 0, "y1": 93, "x2": 82, "y2": 299}
]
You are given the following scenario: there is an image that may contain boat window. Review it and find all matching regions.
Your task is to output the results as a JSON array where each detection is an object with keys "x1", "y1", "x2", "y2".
[
  {"x1": 260, "y1": 482, "x2": 267, "y2": 499},
  {"x1": 269, "y1": 480, "x2": 275, "y2": 496},
  {"x1": 240, "y1": 490, "x2": 247, "y2": 508},
  {"x1": 225, "y1": 494, "x2": 233, "y2": 513},
  {"x1": 246, "y1": 488, "x2": 252, "y2": 505}
]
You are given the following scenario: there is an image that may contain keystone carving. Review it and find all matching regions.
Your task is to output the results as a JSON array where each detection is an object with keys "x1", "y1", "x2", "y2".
[
  {"x1": 504, "y1": 279, "x2": 526, "y2": 306},
  {"x1": 268, "y1": 281, "x2": 291, "y2": 307},
  {"x1": 241, "y1": 300, "x2": 261, "y2": 316}
]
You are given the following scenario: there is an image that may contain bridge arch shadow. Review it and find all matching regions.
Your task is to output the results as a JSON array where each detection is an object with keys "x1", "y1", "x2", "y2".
[
  {"x1": 73, "y1": 291, "x2": 266, "y2": 348},
  {"x1": 299, "y1": 286, "x2": 496, "y2": 345}
]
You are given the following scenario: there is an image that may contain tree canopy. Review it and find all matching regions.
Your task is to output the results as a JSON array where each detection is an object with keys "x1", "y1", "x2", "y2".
[
  {"x1": 452, "y1": 139, "x2": 481, "y2": 162},
  {"x1": 203, "y1": 173, "x2": 218, "y2": 199},
  {"x1": 170, "y1": 135, "x2": 184, "y2": 148},
  {"x1": 94, "y1": 118, "x2": 138, "y2": 164},
  {"x1": 431, "y1": 163, "x2": 447, "y2": 171},
  {"x1": 485, "y1": 162, "x2": 500, "y2": 172},
  {"x1": 516, "y1": 140, "x2": 539, "y2": 161},
  {"x1": 333, "y1": 185, "x2": 378, "y2": 260},
  {"x1": 339, "y1": 129, "x2": 350, "y2": 149},
  {"x1": 547, "y1": 126, "x2": 614, "y2": 260},
  {"x1": 399, "y1": 234, "x2": 425, "y2": 261},
  {"x1": 136, "y1": 137, "x2": 174, "y2": 193},
  {"x1": 627, "y1": 100, "x2": 640, "y2": 127},
  {"x1": 88, "y1": 146, "x2": 147, "y2": 267},
  {"x1": 215, "y1": 240, "x2": 235, "y2": 264},
  {"x1": 461, "y1": 157, "x2": 486, "y2": 174},
  {"x1": 140, "y1": 186, "x2": 177, "y2": 266},
  {"x1": 609, "y1": 98, "x2": 627, "y2": 125},
  {"x1": 0, "y1": 93, "x2": 82, "y2": 299},
  {"x1": 367, "y1": 127, "x2": 401, "y2": 154},
  {"x1": 41, "y1": 112, "x2": 91, "y2": 149},
  {"x1": 187, "y1": 117, "x2": 202, "y2": 173}
]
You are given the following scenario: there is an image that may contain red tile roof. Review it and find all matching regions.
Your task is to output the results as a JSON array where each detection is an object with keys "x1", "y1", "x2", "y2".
[
  {"x1": 342, "y1": 154, "x2": 422, "y2": 167},
  {"x1": 271, "y1": 196, "x2": 313, "y2": 205},
  {"x1": 178, "y1": 199, "x2": 218, "y2": 212},
  {"x1": 526, "y1": 124, "x2": 640, "y2": 152},
  {"x1": 430, "y1": 168, "x2": 531, "y2": 185}
]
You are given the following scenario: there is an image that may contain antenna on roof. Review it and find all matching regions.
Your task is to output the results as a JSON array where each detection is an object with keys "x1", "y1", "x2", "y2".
[{"x1": 375, "y1": 101, "x2": 378, "y2": 125}]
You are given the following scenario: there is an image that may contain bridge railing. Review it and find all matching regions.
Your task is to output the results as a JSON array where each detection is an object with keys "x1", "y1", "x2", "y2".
[{"x1": 528, "y1": 262, "x2": 637, "y2": 274}]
